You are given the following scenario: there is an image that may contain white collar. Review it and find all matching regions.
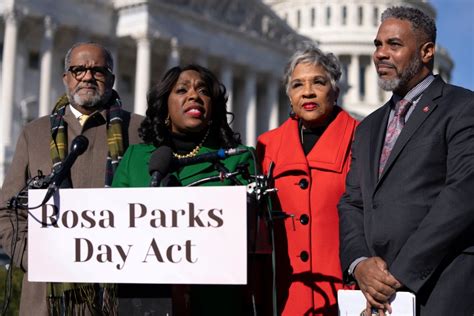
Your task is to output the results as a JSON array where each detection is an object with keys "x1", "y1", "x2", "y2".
[{"x1": 69, "y1": 104, "x2": 83, "y2": 120}]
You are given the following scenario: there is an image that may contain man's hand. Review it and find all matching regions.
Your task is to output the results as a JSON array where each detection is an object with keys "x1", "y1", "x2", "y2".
[{"x1": 354, "y1": 257, "x2": 402, "y2": 311}]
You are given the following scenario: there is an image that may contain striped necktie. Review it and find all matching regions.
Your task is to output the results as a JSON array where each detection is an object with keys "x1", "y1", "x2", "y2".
[{"x1": 78, "y1": 114, "x2": 89, "y2": 126}]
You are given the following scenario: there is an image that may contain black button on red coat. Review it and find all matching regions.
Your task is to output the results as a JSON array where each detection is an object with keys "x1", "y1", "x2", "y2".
[
  {"x1": 299, "y1": 178, "x2": 309, "y2": 189},
  {"x1": 300, "y1": 214, "x2": 309, "y2": 225},
  {"x1": 300, "y1": 251, "x2": 309, "y2": 262}
]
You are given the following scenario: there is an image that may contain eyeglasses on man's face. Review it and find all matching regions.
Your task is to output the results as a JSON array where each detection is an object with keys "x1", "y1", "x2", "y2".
[{"x1": 67, "y1": 65, "x2": 112, "y2": 80}]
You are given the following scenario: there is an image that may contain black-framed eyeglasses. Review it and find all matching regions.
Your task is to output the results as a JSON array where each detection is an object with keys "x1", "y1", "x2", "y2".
[{"x1": 67, "y1": 65, "x2": 112, "y2": 80}]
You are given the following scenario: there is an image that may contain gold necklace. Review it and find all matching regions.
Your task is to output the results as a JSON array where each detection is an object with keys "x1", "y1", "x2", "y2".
[{"x1": 173, "y1": 129, "x2": 210, "y2": 159}]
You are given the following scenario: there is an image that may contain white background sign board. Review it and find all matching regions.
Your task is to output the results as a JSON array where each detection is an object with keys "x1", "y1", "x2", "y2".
[{"x1": 28, "y1": 186, "x2": 247, "y2": 284}]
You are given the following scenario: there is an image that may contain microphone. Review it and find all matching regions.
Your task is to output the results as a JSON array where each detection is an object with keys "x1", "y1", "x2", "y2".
[
  {"x1": 173, "y1": 147, "x2": 248, "y2": 167},
  {"x1": 149, "y1": 146, "x2": 174, "y2": 187},
  {"x1": 41, "y1": 135, "x2": 89, "y2": 205}
]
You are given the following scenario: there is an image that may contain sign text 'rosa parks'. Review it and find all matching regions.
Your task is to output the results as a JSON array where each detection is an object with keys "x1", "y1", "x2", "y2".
[{"x1": 41, "y1": 202, "x2": 224, "y2": 269}]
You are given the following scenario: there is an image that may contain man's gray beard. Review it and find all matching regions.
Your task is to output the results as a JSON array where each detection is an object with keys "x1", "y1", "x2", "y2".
[
  {"x1": 377, "y1": 56, "x2": 422, "y2": 92},
  {"x1": 68, "y1": 90, "x2": 112, "y2": 109},
  {"x1": 378, "y1": 76, "x2": 401, "y2": 91}
]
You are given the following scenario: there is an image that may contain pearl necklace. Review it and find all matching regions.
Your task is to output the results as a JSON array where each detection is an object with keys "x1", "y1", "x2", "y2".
[{"x1": 172, "y1": 129, "x2": 210, "y2": 159}]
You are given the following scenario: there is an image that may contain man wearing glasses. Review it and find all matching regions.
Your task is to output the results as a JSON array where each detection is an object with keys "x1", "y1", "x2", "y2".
[{"x1": 0, "y1": 42, "x2": 143, "y2": 315}]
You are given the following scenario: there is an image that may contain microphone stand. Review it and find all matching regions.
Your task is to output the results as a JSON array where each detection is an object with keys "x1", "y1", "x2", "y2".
[
  {"x1": 7, "y1": 170, "x2": 59, "y2": 226},
  {"x1": 7, "y1": 170, "x2": 51, "y2": 210},
  {"x1": 185, "y1": 160, "x2": 278, "y2": 316},
  {"x1": 1, "y1": 169, "x2": 51, "y2": 316},
  {"x1": 184, "y1": 162, "x2": 248, "y2": 187},
  {"x1": 244, "y1": 164, "x2": 278, "y2": 316},
  {"x1": 258, "y1": 162, "x2": 279, "y2": 316}
]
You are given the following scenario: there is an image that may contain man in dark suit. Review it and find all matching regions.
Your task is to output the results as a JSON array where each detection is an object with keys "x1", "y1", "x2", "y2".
[{"x1": 338, "y1": 6, "x2": 474, "y2": 315}]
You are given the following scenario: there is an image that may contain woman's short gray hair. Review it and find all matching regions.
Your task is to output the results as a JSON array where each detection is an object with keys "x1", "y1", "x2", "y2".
[{"x1": 284, "y1": 42, "x2": 342, "y2": 94}]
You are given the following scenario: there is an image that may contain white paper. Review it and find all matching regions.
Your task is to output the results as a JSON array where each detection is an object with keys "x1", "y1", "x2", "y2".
[{"x1": 338, "y1": 290, "x2": 416, "y2": 316}]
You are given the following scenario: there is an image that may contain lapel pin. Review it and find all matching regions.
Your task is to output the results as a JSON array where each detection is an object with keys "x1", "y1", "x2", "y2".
[{"x1": 422, "y1": 106, "x2": 430, "y2": 113}]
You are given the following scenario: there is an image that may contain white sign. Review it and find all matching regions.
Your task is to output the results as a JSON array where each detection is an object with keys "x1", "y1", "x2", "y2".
[{"x1": 28, "y1": 186, "x2": 247, "y2": 284}]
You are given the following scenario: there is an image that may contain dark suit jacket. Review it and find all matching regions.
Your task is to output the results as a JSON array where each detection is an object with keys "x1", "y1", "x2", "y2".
[{"x1": 338, "y1": 76, "x2": 474, "y2": 314}]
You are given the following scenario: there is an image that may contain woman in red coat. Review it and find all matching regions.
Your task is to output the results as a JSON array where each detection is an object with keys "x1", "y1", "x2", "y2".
[{"x1": 257, "y1": 43, "x2": 357, "y2": 315}]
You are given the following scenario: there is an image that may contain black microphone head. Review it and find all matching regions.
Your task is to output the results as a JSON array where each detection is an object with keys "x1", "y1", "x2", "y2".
[
  {"x1": 70, "y1": 135, "x2": 89, "y2": 155},
  {"x1": 148, "y1": 146, "x2": 174, "y2": 176},
  {"x1": 41, "y1": 135, "x2": 89, "y2": 205}
]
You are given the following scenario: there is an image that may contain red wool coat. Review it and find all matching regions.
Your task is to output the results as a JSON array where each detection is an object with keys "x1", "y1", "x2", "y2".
[{"x1": 257, "y1": 109, "x2": 357, "y2": 315}]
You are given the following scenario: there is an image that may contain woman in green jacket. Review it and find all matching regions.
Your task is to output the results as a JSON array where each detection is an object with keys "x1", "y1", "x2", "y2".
[{"x1": 112, "y1": 64, "x2": 256, "y2": 315}]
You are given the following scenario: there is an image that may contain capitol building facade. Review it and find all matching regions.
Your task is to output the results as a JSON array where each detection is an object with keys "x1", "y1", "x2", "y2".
[
  {"x1": 0, "y1": 0, "x2": 306, "y2": 181},
  {"x1": 264, "y1": 0, "x2": 453, "y2": 118},
  {"x1": 0, "y1": 0, "x2": 452, "y2": 182}
]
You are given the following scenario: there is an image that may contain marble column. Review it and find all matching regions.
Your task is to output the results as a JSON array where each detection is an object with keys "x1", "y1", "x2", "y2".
[
  {"x1": 348, "y1": 54, "x2": 360, "y2": 104},
  {"x1": 1, "y1": 9, "x2": 21, "y2": 182},
  {"x1": 348, "y1": 3, "x2": 357, "y2": 27},
  {"x1": 133, "y1": 36, "x2": 151, "y2": 115},
  {"x1": 242, "y1": 71, "x2": 257, "y2": 147},
  {"x1": 166, "y1": 37, "x2": 180, "y2": 69},
  {"x1": 219, "y1": 63, "x2": 234, "y2": 125},
  {"x1": 366, "y1": 57, "x2": 379, "y2": 106},
  {"x1": 39, "y1": 16, "x2": 57, "y2": 117},
  {"x1": 363, "y1": 3, "x2": 372, "y2": 28},
  {"x1": 108, "y1": 41, "x2": 119, "y2": 90},
  {"x1": 333, "y1": 3, "x2": 342, "y2": 26},
  {"x1": 1, "y1": 9, "x2": 20, "y2": 147},
  {"x1": 317, "y1": 3, "x2": 325, "y2": 28},
  {"x1": 263, "y1": 76, "x2": 279, "y2": 132}
]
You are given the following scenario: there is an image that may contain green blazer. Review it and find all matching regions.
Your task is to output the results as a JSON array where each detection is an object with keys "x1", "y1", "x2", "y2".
[{"x1": 112, "y1": 143, "x2": 255, "y2": 188}]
